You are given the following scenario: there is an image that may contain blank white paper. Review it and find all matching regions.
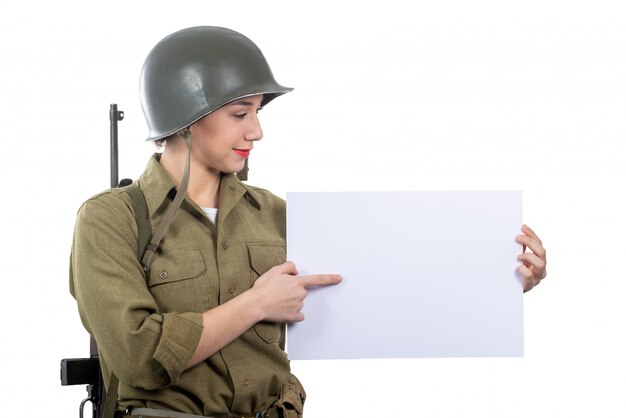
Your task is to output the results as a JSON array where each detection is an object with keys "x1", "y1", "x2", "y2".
[{"x1": 286, "y1": 191, "x2": 523, "y2": 360}]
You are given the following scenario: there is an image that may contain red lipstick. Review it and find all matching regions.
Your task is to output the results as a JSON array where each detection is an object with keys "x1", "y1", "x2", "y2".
[{"x1": 233, "y1": 149, "x2": 251, "y2": 158}]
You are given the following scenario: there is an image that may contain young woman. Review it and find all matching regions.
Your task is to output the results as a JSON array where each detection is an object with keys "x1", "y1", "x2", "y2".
[
  {"x1": 70, "y1": 26, "x2": 546, "y2": 418},
  {"x1": 71, "y1": 26, "x2": 341, "y2": 418}
]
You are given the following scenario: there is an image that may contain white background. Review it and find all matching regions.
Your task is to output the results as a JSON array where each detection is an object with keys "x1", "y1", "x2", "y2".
[{"x1": 1, "y1": 1, "x2": 624, "y2": 417}]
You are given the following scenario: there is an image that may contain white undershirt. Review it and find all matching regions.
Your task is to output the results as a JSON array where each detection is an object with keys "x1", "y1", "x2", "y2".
[{"x1": 202, "y1": 207, "x2": 218, "y2": 224}]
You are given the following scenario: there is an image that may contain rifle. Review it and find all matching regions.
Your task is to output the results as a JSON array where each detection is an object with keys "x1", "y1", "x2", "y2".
[{"x1": 61, "y1": 104, "x2": 124, "y2": 418}]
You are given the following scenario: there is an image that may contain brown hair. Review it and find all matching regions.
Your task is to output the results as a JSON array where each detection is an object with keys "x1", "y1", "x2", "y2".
[{"x1": 154, "y1": 127, "x2": 191, "y2": 148}]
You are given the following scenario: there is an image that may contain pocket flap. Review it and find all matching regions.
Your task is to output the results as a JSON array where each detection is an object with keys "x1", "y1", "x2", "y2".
[
  {"x1": 247, "y1": 242, "x2": 286, "y2": 277},
  {"x1": 148, "y1": 249, "x2": 205, "y2": 287}
]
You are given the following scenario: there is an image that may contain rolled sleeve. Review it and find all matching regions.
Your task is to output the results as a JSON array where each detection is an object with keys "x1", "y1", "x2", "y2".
[{"x1": 154, "y1": 312, "x2": 203, "y2": 385}]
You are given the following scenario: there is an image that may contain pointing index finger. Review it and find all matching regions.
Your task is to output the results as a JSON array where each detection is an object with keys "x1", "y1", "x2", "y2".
[{"x1": 300, "y1": 274, "x2": 342, "y2": 288}]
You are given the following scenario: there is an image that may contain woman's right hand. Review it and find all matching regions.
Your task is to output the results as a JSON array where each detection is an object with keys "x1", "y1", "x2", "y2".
[{"x1": 251, "y1": 261, "x2": 342, "y2": 323}]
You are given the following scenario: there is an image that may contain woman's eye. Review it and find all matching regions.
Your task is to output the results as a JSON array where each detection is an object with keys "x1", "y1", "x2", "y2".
[{"x1": 234, "y1": 107, "x2": 261, "y2": 119}]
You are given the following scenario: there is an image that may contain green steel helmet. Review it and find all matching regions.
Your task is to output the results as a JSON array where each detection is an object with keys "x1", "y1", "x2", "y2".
[{"x1": 140, "y1": 26, "x2": 293, "y2": 141}]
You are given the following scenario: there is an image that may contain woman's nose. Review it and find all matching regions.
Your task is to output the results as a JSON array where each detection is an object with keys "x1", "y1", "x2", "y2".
[{"x1": 245, "y1": 114, "x2": 263, "y2": 141}]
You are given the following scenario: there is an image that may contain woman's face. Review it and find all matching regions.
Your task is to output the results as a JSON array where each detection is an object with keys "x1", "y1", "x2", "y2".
[{"x1": 189, "y1": 94, "x2": 264, "y2": 174}]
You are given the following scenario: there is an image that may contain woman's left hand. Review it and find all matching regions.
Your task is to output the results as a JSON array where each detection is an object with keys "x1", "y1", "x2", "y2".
[{"x1": 515, "y1": 224, "x2": 547, "y2": 292}]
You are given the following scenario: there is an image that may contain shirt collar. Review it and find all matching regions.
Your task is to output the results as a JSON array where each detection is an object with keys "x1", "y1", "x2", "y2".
[
  {"x1": 138, "y1": 154, "x2": 178, "y2": 215},
  {"x1": 138, "y1": 153, "x2": 262, "y2": 217}
]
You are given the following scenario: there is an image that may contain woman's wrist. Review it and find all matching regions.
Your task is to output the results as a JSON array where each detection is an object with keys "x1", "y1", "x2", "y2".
[{"x1": 241, "y1": 286, "x2": 267, "y2": 323}]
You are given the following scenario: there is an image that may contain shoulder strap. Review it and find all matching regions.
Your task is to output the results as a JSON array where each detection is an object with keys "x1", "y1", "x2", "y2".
[
  {"x1": 103, "y1": 182, "x2": 152, "y2": 418},
  {"x1": 102, "y1": 373, "x2": 119, "y2": 418},
  {"x1": 124, "y1": 182, "x2": 153, "y2": 266}
]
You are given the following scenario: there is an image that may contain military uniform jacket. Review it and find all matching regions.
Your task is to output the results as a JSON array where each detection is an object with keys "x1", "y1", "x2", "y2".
[{"x1": 70, "y1": 154, "x2": 291, "y2": 416}]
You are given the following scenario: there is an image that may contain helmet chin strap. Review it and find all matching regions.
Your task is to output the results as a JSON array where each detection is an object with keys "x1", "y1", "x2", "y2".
[
  {"x1": 236, "y1": 157, "x2": 248, "y2": 181},
  {"x1": 141, "y1": 132, "x2": 192, "y2": 271}
]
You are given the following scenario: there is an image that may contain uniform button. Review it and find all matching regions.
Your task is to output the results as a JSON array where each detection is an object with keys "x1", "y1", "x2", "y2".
[
  {"x1": 229, "y1": 286, "x2": 236, "y2": 294},
  {"x1": 220, "y1": 241, "x2": 229, "y2": 250},
  {"x1": 159, "y1": 270, "x2": 168, "y2": 279},
  {"x1": 243, "y1": 378, "x2": 250, "y2": 386}
]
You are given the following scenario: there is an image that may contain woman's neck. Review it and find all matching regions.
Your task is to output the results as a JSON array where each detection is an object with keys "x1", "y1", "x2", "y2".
[{"x1": 159, "y1": 142, "x2": 221, "y2": 208}]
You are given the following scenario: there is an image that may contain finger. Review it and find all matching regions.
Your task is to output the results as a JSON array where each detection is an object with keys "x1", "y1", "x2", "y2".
[
  {"x1": 521, "y1": 224, "x2": 543, "y2": 245},
  {"x1": 517, "y1": 252, "x2": 546, "y2": 272},
  {"x1": 300, "y1": 274, "x2": 343, "y2": 288},
  {"x1": 516, "y1": 235, "x2": 546, "y2": 260},
  {"x1": 517, "y1": 262, "x2": 543, "y2": 288},
  {"x1": 516, "y1": 263, "x2": 532, "y2": 280},
  {"x1": 291, "y1": 312, "x2": 305, "y2": 323},
  {"x1": 272, "y1": 261, "x2": 299, "y2": 276},
  {"x1": 516, "y1": 264, "x2": 535, "y2": 292}
]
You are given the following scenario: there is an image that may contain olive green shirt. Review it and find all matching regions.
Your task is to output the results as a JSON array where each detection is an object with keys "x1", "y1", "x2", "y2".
[{"x1": 70, "y1": 154, "x2": 290, "y2": 416}]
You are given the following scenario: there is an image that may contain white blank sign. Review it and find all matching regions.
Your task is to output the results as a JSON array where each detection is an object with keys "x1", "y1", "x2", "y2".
[{"x1": 286, "y1": 191, "x2": 523, "y2": 360}]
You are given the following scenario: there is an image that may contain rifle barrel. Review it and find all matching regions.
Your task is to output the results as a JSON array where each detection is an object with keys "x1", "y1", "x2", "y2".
[{"x1": 109, "y1": 104, "x2": 124, "y2": 188}]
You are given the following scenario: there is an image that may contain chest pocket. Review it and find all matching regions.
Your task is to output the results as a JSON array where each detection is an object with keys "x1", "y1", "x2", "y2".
[
  {"x1": 148, "y1": 249, "x2": 209, "y2": 313},
  {"x1": 247, "y1": 242, "x2": 286, "y2": 344}
]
